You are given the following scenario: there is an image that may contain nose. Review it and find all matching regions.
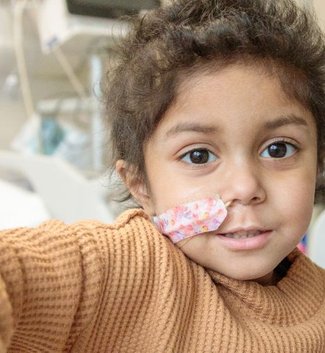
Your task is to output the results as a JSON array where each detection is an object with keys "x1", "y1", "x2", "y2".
[{"x1": 221, "y1": 161, "x2": 266, "y2": 207}]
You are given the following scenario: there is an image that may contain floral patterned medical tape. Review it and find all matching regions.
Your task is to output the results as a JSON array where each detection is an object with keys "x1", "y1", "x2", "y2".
[{"x1": 153, "y1": 197, "x2": 228, "y2": 243}]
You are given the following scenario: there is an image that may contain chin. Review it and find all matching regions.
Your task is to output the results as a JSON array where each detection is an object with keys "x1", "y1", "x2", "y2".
[
  {"x1": 225, "y1": 271, "x2": 274, "y2": 284},
  {"x1": 219, "y1": 262, "x2": 278, "y2": 283}
]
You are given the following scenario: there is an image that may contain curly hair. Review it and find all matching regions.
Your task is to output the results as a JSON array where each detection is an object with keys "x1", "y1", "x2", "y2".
[{"x1": 105, "y1": 0, "x2": 325, "y2": 202}]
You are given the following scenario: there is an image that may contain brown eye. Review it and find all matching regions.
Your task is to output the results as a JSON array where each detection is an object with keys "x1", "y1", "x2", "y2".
[
  {"x1": 181, "y1": 149, "x2": 217, "y2": 164},
  {"x1": 261, "y1": 142, "x2": 297, "y2": 159}
]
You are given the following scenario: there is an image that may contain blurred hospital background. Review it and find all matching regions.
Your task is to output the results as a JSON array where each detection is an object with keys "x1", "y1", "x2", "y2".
[{"x1": 0, "y1": 0, "x2": 324, "y2": 268}]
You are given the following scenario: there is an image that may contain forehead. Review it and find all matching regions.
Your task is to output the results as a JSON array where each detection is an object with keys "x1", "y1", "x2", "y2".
[
  {"x1": 152, "y1": 63, "x2": 315, "y2": 139},
  {"x1": 175, "y1": 63, "x2": 292, "y2": 111}
]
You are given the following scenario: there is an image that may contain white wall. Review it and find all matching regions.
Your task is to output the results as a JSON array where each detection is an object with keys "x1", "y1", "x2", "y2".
[{"x1": 313, "y1": 0, "x2": 325, "y2": 29}]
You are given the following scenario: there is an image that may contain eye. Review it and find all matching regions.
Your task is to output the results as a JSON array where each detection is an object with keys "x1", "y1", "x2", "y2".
[
  {"x1": 181, "y1": 148, "x2": 217, "y2": 164},
  {"x1": 260, "y1": 141, "x2": 297, "y2": 159}
]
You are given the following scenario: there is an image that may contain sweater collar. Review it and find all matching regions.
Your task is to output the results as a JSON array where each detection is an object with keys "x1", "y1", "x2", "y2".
[{"x1": 207, "y1": 249, "x2": 325, "y2": 325}]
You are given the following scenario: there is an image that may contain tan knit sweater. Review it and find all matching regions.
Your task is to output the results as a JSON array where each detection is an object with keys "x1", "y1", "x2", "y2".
[{"x1": 0, "y1": 209, "x2": 324, "y2": 353}]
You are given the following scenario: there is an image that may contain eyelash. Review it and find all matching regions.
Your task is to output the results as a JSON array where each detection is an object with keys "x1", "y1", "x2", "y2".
[
  {"x1": 180, "y1": 148, "x2": 217, "y2": 165},
  {"x1": 260, "y1": 139, "x2": 299, "y2": 159},
  {"x1": 179, "y1": 139, "x2": 299, "y2": 165}
]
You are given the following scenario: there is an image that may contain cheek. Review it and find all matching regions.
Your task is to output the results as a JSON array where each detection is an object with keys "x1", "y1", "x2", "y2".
[
  {"x1": 146, "y1": 158, "x2": 218, "y2": 214},
  {"x1": 151, "y1": 182, "x2": 217, "y2": 214},
  {"x1": 276, "y1": 171, "x2": 316, "y2": 233}
]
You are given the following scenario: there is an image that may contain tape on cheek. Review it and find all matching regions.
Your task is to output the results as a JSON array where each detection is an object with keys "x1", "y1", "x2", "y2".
[{"x1": 152, "y1": 197, "x2": 228, "y2": 243}]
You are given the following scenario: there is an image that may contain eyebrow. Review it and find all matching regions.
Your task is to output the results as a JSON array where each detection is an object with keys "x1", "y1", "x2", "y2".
[
  {"x1": 165, "y1": 114, "x2": 308, "y2": 138},
  {"x1": 165, "y1": 122, "x2": 218, "y2": 137},
  {"x1": 263, "y1": 114, "x2": 308, "y2": 130}
]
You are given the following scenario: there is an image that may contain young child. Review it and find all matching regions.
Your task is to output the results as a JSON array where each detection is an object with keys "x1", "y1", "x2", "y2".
[{"x1": 1, "y1": 0, "x2": 325, "y2": 352}]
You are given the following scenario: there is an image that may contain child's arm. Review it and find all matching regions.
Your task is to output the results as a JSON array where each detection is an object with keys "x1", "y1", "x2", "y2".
[{"x1": 0, "y1": 220, "x2": 105, "y2": 352}]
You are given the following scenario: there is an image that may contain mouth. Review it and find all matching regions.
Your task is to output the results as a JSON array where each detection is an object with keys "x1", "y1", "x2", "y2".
[
  {"x1": 220, "y1": 230, "x2": 264, "y2": 239},
  {"x1": 215, "y1": 229, "x2": 273, "y2": 250}
]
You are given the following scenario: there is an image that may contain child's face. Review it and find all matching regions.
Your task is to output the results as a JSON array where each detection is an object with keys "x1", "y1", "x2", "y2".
[{"x1": 140, "y1": 64, "x2": 318, "y2": 283}]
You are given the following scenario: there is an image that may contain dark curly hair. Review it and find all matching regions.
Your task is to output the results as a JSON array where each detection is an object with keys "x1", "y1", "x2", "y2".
[{"x1": 106, "y1": 0, "x2": 325, "y2": 202}]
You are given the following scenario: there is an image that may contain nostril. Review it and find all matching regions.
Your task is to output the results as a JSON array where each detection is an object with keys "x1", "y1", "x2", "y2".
[{"x1": 252, "y1": 196, "x2": 263, "y2": 203}]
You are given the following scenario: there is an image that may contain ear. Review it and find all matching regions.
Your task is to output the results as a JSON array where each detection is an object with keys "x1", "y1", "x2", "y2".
[{"x1": 116, "y1": 160, "x2": 155, "y2": 215}]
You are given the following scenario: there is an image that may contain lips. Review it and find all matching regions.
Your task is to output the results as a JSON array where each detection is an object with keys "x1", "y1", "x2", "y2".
[{"x1": 216, "y1": 228, "x2": 273, "y2": 250}]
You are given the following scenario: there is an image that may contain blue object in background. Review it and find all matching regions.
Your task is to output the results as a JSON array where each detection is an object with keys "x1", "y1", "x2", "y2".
[{"x1": 40, "y1": 116, "x2": 65, "y2": 155}]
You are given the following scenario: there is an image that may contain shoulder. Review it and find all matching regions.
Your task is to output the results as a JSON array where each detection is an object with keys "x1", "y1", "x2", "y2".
[
  {"x1": 59, "y1": 208, "x2": 182, "y2": 264},
  {"x1": 0, "y1": 209, "x2": 188, "y2": 286},
  {"x1": 74, "y1": 208, "x2": 171, "y2": 247},
  {"x1": 8, "y1": 208, "x2": 158, "y2": 246},
  {"x1": 0, "y1": 208, "x2": 175, "y2": 258},
  {"x1": 86, "y1": 208, "x2": 191, "y2": 275},
  {"x1": 61, "y1": 208, "x2": 154, "y2": 233}
]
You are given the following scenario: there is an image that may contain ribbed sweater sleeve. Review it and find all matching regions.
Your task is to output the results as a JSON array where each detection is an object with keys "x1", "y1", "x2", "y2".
[{"x1": 0, "y1": 219, "x2": 105, "y2": 352}]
